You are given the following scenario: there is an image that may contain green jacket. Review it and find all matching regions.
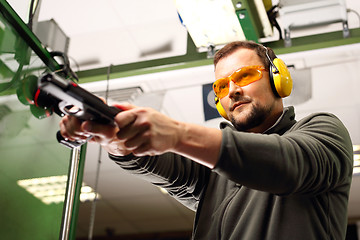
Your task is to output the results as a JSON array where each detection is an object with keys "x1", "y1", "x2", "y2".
[{"x1": 110, "y1": 106, "x2": 353, "y2": 240}]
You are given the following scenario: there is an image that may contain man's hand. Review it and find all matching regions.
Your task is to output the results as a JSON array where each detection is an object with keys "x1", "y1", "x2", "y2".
[
  {"x1": 58, "y1": 104, "x2": 132, "y2": 156},
  {"x1": 59, "y1": 103, "x2": 222, "y2": 168},
  {"x1": 114, "y1": 104, "x2": 183, "y2": 156},
  {"x1": 59, "y1": 103, "x2": 183, "y2": 157}
]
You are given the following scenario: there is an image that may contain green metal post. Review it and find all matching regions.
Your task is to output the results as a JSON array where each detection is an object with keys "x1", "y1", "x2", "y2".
[{"x1": 59, "y1": 144, "x2": 87, "y2": 240}]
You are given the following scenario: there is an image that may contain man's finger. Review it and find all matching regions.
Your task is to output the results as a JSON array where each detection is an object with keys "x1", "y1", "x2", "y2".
[
  {"x1": 81, "y1": 121, "x2": 117, "y2": 139},
  {"x1": 114, "y1": 109, "x2": 138, "y2": 129},
  {"x1": 113, "y1": 103, "x2": 137, "y2": 111}
]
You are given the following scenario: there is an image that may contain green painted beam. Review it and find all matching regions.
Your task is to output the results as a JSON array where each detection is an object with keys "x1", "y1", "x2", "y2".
[
  {"x1": 76, "y1": 35, "x2": 210, "y2": 83},
  {"x1": 77, "y1": 28, "x2": 360, "y2": 84},
  {"x1": 76, "y1": 57, "x2": 213, "y2": 84},
  {"x1": 266, "y1": 28, "x2": 360, "y2": 54}
]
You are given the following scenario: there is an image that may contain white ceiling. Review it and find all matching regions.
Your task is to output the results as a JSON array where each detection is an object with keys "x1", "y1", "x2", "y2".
[
  {"x1": 37, "y1": 0, "x2": 188, "y2": 71},
  {"x1": 4, "y1": 0, "x2": 360, "y2": 238}
]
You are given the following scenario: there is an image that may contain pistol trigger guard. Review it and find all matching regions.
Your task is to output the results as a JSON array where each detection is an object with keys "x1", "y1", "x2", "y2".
[{"x1": 58, "y1": 101, "x2": 83, "y2": 117}]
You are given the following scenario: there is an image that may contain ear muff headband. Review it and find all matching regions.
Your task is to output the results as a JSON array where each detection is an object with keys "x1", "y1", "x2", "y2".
[{"x1": 264, "y1": 47, "x2": 293, "y2": 98}]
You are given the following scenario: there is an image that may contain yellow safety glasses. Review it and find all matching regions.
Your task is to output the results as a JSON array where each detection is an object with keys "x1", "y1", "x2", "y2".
[{"x1": 213, "y1": 65, "x2": 267, "y2": 99}]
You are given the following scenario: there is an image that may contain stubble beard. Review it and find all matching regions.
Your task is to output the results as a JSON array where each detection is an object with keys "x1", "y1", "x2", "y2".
[{"x1": 229, "y1": 101, "x2": 272, "y2": 132}]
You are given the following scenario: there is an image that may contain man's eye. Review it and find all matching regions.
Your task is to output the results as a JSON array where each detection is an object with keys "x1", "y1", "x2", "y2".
[
  {"x1": 219, "y1": 84, "x2": 227, "y2": 90},
  {"x1": 241, "y1": 73, "x2": 249, "y2": 79}
]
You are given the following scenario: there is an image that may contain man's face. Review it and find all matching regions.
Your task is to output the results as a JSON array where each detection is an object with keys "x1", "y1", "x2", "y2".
[{"x1": 214, "y1": 48, "x2": 282, "y2": 133}]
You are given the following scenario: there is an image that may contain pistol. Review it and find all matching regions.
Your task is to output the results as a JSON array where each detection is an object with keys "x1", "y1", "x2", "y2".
[{"x1": 19, "y1": 72, "x2": 121, "y2": 148}]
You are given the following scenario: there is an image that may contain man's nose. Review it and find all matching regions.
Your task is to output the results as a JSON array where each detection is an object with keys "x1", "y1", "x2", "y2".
[{"x1": 228, "y1": 80, "x2": 243, "y2": 98}]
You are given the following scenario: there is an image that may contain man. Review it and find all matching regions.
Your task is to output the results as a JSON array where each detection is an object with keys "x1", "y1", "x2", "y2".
[{"x1": 60, "y1": 41, "x2": 353, "y2": 239}]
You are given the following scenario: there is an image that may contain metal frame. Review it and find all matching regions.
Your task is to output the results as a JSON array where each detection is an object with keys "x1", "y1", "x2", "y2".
[
  {"x1": 76, "y1": 28, "x2": 360, "y2": 84},
  {"x1": 60, "y1": 145, "x2": 87, "y2": 240},
  {"x1": 0, "y1": 0, "x2": 60, "y2": 71}
]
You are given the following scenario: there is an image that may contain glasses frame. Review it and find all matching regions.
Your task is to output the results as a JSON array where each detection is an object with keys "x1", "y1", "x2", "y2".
[{"x1": 213, "y1": 65, "x2": 268, "y2": 99}]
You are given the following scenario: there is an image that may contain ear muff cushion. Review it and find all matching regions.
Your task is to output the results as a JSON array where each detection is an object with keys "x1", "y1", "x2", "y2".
[
  {"x1": 271, "y1": 58, "x2": 293, "y2": 98},
  {"x1": 215, "y1": 97, "x2": 229, "y2": 120}
]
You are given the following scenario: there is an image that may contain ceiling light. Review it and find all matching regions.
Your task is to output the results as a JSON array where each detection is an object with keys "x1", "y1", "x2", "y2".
[
  {"x1": 17, "y1": 175, "x2": 100, "y2": 204},
  {"x1": 354, "y1": 145, "x2": 360, "y2": 152},
  {"x1": 174, "y1": 0, "x2": 245, "y2": 50},
  {"x1": 353, "y1": 145, "x2": 360, "y2": 175}
]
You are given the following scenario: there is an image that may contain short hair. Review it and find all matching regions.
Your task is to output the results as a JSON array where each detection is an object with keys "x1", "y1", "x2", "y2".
[{"x1": 213, "y1": 41, "x2": 277, "y2": 70}]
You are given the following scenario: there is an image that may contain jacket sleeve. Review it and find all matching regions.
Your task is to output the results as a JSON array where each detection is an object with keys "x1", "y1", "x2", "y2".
[
  {"x1": 213, "y1": 113, "x2": 354, "y2": 196},
  {"x1": 109, "y1": 152, "x2": 210, "y2": 211}
]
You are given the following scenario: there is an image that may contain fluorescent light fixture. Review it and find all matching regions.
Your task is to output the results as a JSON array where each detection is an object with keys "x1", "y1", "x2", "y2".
[
  {"x1": 353, "y1": 145, "x2": 360, "y2": 175},
  {"x1": 354, "y1": 145, "x2": 360, "y2": 152},
  {"x1": 17, "y1": 175, "x2": 100, "y2": 205},
  {"x1": 174, "y1": 0, "x2": 245, "y2": 49},
  {"x1": 278, "y1": 0, "x2": 349, "y2": 47}
]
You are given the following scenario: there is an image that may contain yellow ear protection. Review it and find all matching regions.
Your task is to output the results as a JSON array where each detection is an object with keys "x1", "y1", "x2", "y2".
[
  {"x1": 264, "y1": 46, "x2": 293, "y2": 98},
  {"x1": 215, "y1": 96, "x2": 229, "y2": 120}
]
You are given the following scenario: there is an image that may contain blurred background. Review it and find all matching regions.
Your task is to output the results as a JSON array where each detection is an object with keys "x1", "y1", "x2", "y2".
[{"x1": 1, "y1": 0, "x2": 360, "y2": 239}]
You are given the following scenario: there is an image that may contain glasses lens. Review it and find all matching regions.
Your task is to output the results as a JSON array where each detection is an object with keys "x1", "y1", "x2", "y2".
[
  {"x1": 232, "y1": 67, "x2": 262, "y2": 87},
  {"x1": 213, "y1": 78, "x2": 229, "y2": 99},
  {"x1": 213, "y1": 66, "x2": 264, "y2": 99}
]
